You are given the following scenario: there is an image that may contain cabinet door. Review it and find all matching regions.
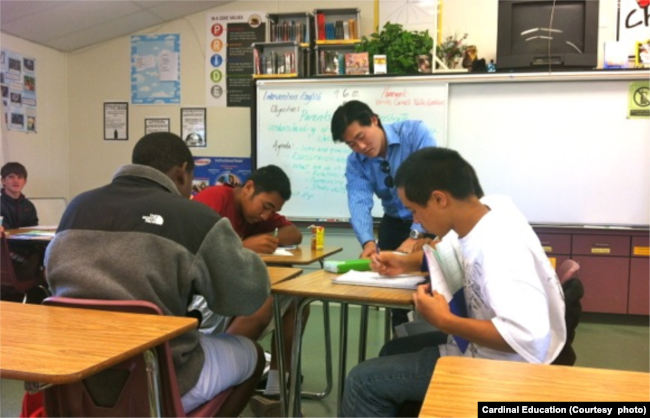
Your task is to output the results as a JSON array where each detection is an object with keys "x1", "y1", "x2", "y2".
[
  {"x1": 573, "y1": 256, "x2": 629, "y2": 314},
  {"x1": 629, "y1": 258, "x2": 649, "y2": 315}
]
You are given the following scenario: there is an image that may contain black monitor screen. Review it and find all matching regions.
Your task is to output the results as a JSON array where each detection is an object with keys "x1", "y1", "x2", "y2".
[{"x1": 511, "y1": 2, "x2": 585, "y2": 55}]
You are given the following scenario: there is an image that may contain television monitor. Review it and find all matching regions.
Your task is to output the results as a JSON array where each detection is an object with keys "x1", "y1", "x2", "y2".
[{"x1": 497, "y1": 0, "x2": 600, "y2": 71}]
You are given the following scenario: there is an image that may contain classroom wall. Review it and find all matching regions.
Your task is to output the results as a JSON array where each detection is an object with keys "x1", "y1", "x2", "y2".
[
  {"x1": 64, "y1": 0, "x2": 375, "y2": 199},
  {"x1": 0, "y1": 0, "x2": 628, "y2": 212},
  {"x1": 0, "y1": 35, "x2": 69, "y2": 200}
]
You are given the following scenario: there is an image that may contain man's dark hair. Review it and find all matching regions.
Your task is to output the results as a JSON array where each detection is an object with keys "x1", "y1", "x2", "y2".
[
  {"x1": 331, "y1": 100, "x2": 383, "y2": 143},
  {"x1": 248, "y1": 165, "x2": 291, "y2": 201},
  {"x1": 132, "y1": 132, "x2": 195, "y2": 174},
  {"x1": 395, "y1": 148, "x2": 484, "y2": 206},
  {"x1": 1, "y1": 162, "x2": 27, "y2": 179}
]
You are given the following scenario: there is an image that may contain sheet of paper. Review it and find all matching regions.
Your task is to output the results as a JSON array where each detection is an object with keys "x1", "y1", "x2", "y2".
[
  {"x1": 270, "y1": 248, "x2": 293, "y2": 256},
  {"x1": 333, "y1": 270, "x2": 425, "y2": 289}
]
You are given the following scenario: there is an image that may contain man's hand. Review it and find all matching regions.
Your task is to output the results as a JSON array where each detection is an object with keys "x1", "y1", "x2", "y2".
[
  {"x1": 359, "y1": 241, "x2": 378, "y2": 259},
  {"x1": 242, "y1": 234, "x2": 280, "y2": 254}
]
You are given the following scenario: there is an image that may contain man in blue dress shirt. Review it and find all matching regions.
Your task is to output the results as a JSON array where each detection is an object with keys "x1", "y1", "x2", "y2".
[{"x1": 331, "y1": 100, "x2": 436, "y2": 329}]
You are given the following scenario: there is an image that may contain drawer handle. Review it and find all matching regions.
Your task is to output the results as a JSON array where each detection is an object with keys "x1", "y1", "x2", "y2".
[{"x1": 593, "y1": 243, "x2": 611, "y2": 247}]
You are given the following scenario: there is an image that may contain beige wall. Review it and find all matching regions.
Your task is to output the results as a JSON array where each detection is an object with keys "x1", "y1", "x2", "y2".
[
  {"x1": 1, "y1": 0, "x2": 622, "y2": 202},
  {"x1": 0, "y1": 35, "x2": 69, "y2": 200}
]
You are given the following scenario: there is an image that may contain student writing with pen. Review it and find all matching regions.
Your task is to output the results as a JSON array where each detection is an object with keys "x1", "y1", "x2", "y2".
[
  {"x1": 341, "y1": 148, "x2": 566, "y2": 417},
  {"x1": 192, "y1": 165, "x2": 305, "y2": 416},
  {"x1": 194, "y1": 165, "x2": 302, "y2": 254}
]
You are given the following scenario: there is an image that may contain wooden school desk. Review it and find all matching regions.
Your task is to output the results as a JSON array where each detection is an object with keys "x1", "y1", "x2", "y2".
[
  {"x1": 259, "y1": 245, "x2": 342, "y2": 267},
  {"x1": 271, "y1": 269, "x2": 416, "y2": 417},
  {"x1": 420, "y1": 356, "x2": 650, "y2": 417},
  {"x1": 267, "y1": 266, "x2": 303, "y2": 285},
  {"x1": 0, "y1": 301, "x2": 197, "y2": 416}
]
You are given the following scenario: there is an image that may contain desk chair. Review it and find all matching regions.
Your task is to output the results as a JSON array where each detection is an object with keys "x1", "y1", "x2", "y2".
[
  {"x1": 42, "y1": 297, "x2": 232, "y2": 417},
  {"x1": 0, "y1": 233, "x2": 49, "y2": 303},
  {"x1": 552, "y1": 259, "x2": 584, "y2": 366}
]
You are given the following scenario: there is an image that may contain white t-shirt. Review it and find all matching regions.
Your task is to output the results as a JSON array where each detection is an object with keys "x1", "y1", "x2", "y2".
[{"x1": 438, "y1": 195, "x2": 566, "y2": 364}]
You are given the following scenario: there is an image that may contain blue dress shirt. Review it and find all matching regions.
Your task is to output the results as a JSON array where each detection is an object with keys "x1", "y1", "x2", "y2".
[{"x1": 345, "y1": 120, "x2": 436, "y2": 246}]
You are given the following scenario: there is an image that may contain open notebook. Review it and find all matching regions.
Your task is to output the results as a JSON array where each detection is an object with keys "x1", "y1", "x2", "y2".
[{"x1": 332, "y1": 271, "x2": 427, "y2": 289}]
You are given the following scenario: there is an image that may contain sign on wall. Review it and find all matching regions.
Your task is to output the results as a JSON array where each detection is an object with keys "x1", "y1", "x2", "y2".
[{"x1": 618, "y1": 0, "x2": 650, "y2": 57}]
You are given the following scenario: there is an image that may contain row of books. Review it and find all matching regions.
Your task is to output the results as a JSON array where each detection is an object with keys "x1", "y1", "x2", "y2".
[
  {"x1": 269, "y1": 21, "x2": 308, "y2": 44},
  {"x1": 253, "y1": 49, "x2": 299, "y2": 75},
  {"x1": 319, "y1": 51, "x2": 368, "y2": 76},
  {"x1": 316, "y1": 14, "x2": 357, "y2": 41}
]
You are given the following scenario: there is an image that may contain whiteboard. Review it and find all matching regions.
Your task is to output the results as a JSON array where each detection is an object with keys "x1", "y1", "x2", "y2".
[
  {"x1": 253, "y1": 76, "x2": 449, "y2": 220},
  {"x1": 448, "y1": 80, "x2": 650, "y2": 227}
]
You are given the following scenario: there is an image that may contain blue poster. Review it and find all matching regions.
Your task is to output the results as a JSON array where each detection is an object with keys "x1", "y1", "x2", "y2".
[
  {"x1": 192, "y1": 157, "x2": 251, "y2": 195},
  {"x1": 131, "y1": 34, "x2": 180, "y2": 104}
]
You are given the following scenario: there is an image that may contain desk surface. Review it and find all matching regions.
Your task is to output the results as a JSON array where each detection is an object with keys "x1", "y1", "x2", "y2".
[
  {"x1": 267, "y1": 266, "x2": 302, "y2": 285},
  {"x1": 271, "y1": 269, "x2": 414, "y2": 307},
  {"x1": 260, "y1": 245, "x2": 342, "y2": 265},
  {"x1": 420, "y1": 357, "x2": 650, "y2": 417},
  {"x1": 0, "y1": 301, "x2": 197, "y2": 384}
]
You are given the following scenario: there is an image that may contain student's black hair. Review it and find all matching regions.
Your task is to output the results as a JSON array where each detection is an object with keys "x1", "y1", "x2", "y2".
[
  {"x1": 1, "y1": 162, "x2": 28, "y2": 179},
  {"x1": 330, "y1": 100, "x2": 384, "y2": 143},
  {"x1": 132, "y1": 132, "x2": 195, "y2": 174},
  {"x1": 248, "y1": 165, "x2": 291, "y2": 201},
  {"x1": 394, "y1": 148, "x2": 484, "y2": 206}
]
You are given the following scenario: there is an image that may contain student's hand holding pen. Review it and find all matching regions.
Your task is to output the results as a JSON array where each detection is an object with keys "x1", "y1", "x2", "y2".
[{"x1": 242, "y1": 234, "x2": 280, "y2": 254}]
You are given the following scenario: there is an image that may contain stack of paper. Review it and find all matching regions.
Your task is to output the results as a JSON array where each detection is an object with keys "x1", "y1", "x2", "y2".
[{"x1": 332, "y1": 271, "x2": 426, "y2": 289}]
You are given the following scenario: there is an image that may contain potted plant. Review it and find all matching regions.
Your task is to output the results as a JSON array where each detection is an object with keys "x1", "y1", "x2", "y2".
[
  {"x1": 436, "y1": 33, "x2": 468, "y2": 69},
  {"x1": 355, "y1": 22, "x2": 434, "y2": 74}
]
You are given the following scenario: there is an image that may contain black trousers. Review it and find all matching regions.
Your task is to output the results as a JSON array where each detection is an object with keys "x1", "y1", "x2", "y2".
[{"x1": 378, "y1": 215, "x2": 412, "y2": 330}]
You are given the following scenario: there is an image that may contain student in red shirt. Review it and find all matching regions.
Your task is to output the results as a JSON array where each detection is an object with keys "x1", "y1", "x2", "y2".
[
  {"x1": 193, "y1": 165, "x2": 302, "y2": 253},
  {"x1": 193, "y1": 165, "x2": 304, "y2": 416}
]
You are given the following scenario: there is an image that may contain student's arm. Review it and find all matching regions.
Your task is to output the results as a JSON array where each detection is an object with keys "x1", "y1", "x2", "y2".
[
  {"x1": 276, "y1": 224, "x2": 302, "y2": 245},
  {"x1": 414, "y1": 286, "x2": 514, "y2": 353}
]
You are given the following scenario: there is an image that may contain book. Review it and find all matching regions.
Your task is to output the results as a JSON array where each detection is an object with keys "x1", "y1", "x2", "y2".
[
  {"x1": 345, "y1": 52, "x2": 369, "y2": 75},
  {"x1": 422, "y1": 241, "x2": 469, "y2": 353},
  {"x1": 332, "y1": 270, "x2": 427, "y2": 289},
  {"x1": 373, "y1": 54, "x2": 387, "y2": 74}
]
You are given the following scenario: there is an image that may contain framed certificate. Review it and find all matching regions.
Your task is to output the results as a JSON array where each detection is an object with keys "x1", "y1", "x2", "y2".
[
  {"x1": 144, "y1": 117, "x2": 170, "y2": 134},
  {"x1": 181, "y1": 107, "x2": 206, "y2": 147},
  {"x1": 104, "y1": 102, "x2": 128, "y2": 140}
]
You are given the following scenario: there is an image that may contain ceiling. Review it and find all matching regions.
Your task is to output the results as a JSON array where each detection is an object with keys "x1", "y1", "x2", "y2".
[{"x1": 0, "y1": 1, "x2": 234, "y2": 52}]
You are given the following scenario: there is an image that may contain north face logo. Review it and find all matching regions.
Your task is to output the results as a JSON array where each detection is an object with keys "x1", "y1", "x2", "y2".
[{"x1": 142, "y1": 214, "x2": 164, "y2": 225}]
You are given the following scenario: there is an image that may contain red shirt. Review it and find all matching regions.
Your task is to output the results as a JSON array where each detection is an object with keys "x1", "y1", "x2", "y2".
[{"x1": 193, "y1": 185, "x2": 292, "y2": 239}]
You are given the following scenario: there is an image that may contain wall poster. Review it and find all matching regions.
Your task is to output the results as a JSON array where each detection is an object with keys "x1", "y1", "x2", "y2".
[
  {"x1": 205, "y1": 11, "x2": 265, "y2": 107},
  {"x1": 192, "y1": 156, "x2": 251, "y2": 195},
  {"x1": 1, "y1": 49, "x2": 37, "y2": 133},
  {"x1": 131, "y1": 34, "x2": 181, "y2": 104}
]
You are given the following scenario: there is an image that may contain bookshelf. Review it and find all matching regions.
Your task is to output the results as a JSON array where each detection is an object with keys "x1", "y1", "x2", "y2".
[
  {"x1": 252, "y1": 42, "x2": 311, "y2": 78},
  {"x1": 314, "y1": 8, "x2": 360, "y2": 43},
  {"x1": 267, "y1": 12, "x2": 314, "y2": 48}
]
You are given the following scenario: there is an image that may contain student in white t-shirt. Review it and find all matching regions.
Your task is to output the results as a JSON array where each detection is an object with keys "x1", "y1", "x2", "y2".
[{"x1": 340, "y1": 148, "x2": 566, "y2": 417}]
